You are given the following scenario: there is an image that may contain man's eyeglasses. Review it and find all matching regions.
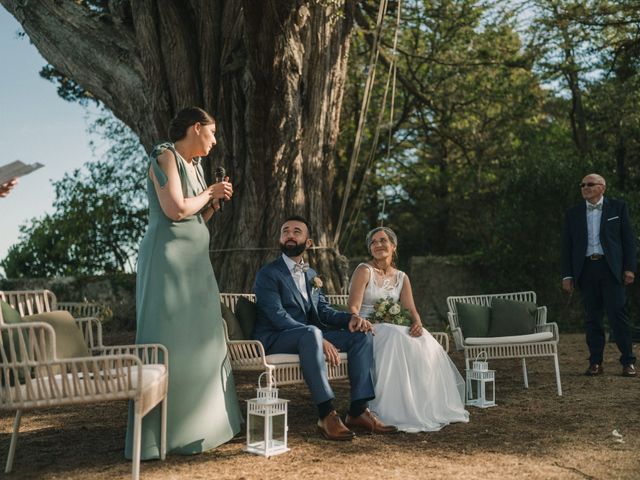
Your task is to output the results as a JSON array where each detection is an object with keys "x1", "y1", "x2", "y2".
[{"x1": 580, "y1": 182, "x2": 603, "y2": 188}]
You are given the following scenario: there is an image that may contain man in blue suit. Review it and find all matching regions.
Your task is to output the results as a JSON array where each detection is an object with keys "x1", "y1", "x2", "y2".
[
  {"x1": 561, "y1": 173, "x2": 637, "y2": 377},
  {"x1": 253, "y1": 215, "x2": 397, "y2": 440}
]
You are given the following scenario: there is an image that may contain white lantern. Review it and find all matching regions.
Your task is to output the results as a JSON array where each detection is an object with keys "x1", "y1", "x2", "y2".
[
  {"x1": 465, "y1": 352, "x2": 496, "y2": 408},
  {"x1": 246, "y1": 372, "x2": 290, "y2": 457}
]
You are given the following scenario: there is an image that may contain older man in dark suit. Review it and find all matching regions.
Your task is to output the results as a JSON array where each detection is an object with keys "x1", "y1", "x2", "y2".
[
  {"x1": 253, "y1": 215, "x2": 397, "y2": 440},
  {"x1": 561, "y1": 173, "x2": 637, "y2": 377}
]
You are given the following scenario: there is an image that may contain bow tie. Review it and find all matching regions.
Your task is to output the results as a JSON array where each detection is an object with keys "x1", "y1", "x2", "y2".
[
  {"x1": 293, "y1": 263, "x2": 309, "y2": 274},
  {"x1": 587, "y1": 203, "x2": 602, "y2": 211}
]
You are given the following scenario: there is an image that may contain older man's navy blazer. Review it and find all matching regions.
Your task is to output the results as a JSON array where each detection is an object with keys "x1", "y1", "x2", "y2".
[{"x1": 561, "y1": 197, "x2": 637, "y2": 283}]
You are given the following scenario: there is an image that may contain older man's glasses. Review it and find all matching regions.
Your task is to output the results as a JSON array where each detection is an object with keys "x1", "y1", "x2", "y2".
[{"x1": 580, "y1": 182, "x2": 603, "y2": 188}]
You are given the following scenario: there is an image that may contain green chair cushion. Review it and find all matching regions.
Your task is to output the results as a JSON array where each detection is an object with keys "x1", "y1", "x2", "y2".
[
  {"x1": 23, "y1": 310, "x2": 91, "y2": 360},
  {"x1": 455, "y1": 302, "x2": 491, "y2": 338},
  {"x1": 488, "y1": 298, "x2": 537, "y2": 337},
  {"x1": 1, "y1": 300, "x2": 22, "y2": 325},
  {"x1": 235, "y1": 297, "x2": 257, "y2": 339},
  {"x1": 220, "y1": 302, "x2": 245, "y2": 340}
]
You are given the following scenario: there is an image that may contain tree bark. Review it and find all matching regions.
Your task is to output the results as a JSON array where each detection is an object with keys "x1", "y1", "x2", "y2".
[{"x1": 1, "y1": 0, "x2": 355, "y2": 292}]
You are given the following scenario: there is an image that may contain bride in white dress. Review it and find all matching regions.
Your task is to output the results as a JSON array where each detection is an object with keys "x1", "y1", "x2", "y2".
[{"x1": 348, "y1": 227, "x2": 469, "y2": 432}]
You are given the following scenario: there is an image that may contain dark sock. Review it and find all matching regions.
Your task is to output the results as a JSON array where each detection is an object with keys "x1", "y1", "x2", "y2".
[
  {"x1": 317, "y1": 400, "x2": 335, "y2": 420},
  {"x1": 349, "y1": 399, "x2": 367, "y2": 418}
]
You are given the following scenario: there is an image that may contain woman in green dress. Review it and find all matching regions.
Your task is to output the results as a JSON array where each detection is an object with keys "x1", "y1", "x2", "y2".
[{"x1": 125, "y1": 107, "x2": 242, "y2": 459}]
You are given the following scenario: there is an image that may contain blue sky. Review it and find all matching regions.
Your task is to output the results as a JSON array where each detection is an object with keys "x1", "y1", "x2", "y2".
[{"x1": 0, "y1": 7, "x2": 97, "y2": 276}]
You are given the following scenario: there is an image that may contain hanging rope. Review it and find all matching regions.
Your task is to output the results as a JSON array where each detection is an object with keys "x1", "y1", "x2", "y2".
[
  {"x1": 341, "y1": 59, "x2": 395, "y2": 249},
  {"x1": 380, "y1": 0, "x2": 402, "y2": 226},
  {"x1": 339, "y1": 0, "x2": 403, "y2": 248},
  {"x1": 334, "y1": 0, "x2": 390, "y2": 246}
]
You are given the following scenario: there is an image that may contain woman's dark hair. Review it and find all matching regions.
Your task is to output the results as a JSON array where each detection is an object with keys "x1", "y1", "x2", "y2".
[{"x1": 168, "y1": 107, "x2": 215, "y2": 142}]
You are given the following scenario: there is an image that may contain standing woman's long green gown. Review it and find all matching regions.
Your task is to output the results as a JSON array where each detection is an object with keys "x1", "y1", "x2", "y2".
[{"x1": 125, "y1": 143, "x2": 242, "y2": 459}]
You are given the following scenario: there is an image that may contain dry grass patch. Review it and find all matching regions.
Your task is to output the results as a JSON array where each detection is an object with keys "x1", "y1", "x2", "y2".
[{"x1": 1, "y1": 333, "x2": 639, "y2": 479}]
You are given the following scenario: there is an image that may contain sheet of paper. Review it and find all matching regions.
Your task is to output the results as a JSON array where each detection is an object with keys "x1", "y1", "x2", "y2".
[{"x1": 0, "y1": 160, "x2": 44, "y2": 185}]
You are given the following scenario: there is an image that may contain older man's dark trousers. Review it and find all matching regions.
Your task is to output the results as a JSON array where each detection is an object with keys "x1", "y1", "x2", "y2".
[{"x1": 578, "y1": 258, "x2": 636, "y2": 366}]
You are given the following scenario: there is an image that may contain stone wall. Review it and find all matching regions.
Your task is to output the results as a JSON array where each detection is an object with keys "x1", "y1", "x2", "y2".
[
  {"x1": 4, "y1": 257, "x2": 639, "y2": 333},
  {"x1": 408, "y1": 255, "x2": 486, "y2": 328}
]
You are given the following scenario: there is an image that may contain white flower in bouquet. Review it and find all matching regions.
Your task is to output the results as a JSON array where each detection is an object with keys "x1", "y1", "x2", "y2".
[{"x1": 372, "y1": 297, "x2": 410, "y2": 326}]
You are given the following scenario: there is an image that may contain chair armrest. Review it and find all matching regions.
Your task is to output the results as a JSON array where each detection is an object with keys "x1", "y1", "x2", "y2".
[
  {"x1": 8, "y1": 354, "x2": 148, "y2": 406},
  {"x1": 226, "y1": 339, "x2": 270, "y2": 369},
  {"x1": 535, "y1": 306, "x2": 548, "y2": 327},
  {"x1": 450, "y1": 326, "x2": 465, "y2": 351},
  {"x1": 92, "y1": 344, "x2": 168, "y2": 367},
  {"x1": 447, "y1": 311, "x2": 460, "y2": 330},
  {"x1": 35, "y1": 353, "x2": 143, "y2": 380},
  {"x1": 535, "y1": 322, "x2": 559, "y2": 341},
  {"x1": 74, "y1": 317, "x2": 104, "y2": 351},
  {"x1": 430, "y1": 331, "x2": 449, "y2": 353}
]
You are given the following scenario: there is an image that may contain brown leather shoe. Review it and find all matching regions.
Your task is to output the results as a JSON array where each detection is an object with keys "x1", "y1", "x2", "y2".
[
  {"x1": 622, "y1": 364, "x2": 637, "y2": 377},
  {"x1": 317, "y1": 411, "x2": 355, "y2": 441},
  {"x1": 585, "y1": 363, "x2": 603, "y2": 376},
  {"x1": 344, "y1": 408, "x2": 398, "y2": 435}
]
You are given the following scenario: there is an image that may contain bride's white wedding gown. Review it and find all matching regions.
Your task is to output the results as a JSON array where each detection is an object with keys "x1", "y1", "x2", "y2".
[{"x1": 357, "y1": 264, "x2": 469, "y2": 432}]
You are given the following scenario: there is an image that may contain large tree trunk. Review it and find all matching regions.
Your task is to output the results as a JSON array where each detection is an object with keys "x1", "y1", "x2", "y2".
[{"x1": 1, "y1": 0, "x2": 355, "y2": 292}]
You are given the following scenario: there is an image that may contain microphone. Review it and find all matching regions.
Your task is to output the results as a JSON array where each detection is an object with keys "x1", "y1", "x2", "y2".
[{"x1": 214, "y1": 166, "x2": 226, "y2": 211}]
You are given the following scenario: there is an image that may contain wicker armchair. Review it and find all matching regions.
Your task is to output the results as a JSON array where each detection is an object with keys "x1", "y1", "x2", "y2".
[
  {"x1": 0, "y1": 290, "x2": 168, "y2": 480},
  {"x1": 446, "y1": 291, "x2": 562, "y2": 395}
]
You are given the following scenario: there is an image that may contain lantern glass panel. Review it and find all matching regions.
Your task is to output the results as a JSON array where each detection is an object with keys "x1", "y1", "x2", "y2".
[
  {"x1": 270, "y1": 414, "x2": 287, "y2": 449},
  {"x1": 248, "y1": 413, "x2": 265, "y2": 449}
]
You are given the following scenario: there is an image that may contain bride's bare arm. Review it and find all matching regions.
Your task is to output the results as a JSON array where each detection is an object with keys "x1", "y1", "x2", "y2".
[
  {"x1": 347, "y1": 265, "x2": 371, "y2": 315},
  {"x1": 400, "y1": 275, "x2": 423, "y2": 337}
]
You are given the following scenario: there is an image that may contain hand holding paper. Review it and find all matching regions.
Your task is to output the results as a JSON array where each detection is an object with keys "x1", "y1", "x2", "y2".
[{"x1": 0, "y1": 160, "x2": 44, "y2": 197}]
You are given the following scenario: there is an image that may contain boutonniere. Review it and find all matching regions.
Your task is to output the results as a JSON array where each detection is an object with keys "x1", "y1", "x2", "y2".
[{"x1": 311, "y1": 276, "x2": 323, "y2": 292}]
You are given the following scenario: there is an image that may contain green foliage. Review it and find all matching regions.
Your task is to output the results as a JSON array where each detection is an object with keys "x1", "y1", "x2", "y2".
[
  {"x1": 1, "y1": 111, "x2": 147, "y2": 277},
  {"x1": 334, "y1": 0, "x2": 640, "y2": 330},
  {"x1": 39, "y1": 66, "x2": 98, "y2": 106}
]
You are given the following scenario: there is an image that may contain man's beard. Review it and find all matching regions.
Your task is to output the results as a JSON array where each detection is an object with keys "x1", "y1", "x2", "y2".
[{"x1": 280, "y1": 241, "x2": 306, "y2": 257}]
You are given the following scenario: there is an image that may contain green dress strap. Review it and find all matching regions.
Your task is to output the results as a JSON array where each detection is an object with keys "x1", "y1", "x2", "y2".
[{"x1": 149, "y1": 142, "x2": 190, "y2": 196}]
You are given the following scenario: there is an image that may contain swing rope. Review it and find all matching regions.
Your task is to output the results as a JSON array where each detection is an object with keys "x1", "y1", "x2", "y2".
[
  {"x1": 338, "y1": 0, "x2": 403, "y2": 250},
  {"x1": 334, "y1": 0, "x2": 390, "y2": 246}
]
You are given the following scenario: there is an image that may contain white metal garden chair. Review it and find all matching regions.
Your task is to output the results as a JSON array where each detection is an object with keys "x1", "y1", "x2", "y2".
[{"x1": 446, "y1": 291, "x2": 562, "y2": 395}]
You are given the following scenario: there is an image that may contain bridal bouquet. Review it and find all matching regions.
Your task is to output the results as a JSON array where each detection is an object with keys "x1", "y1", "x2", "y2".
[{"x1": 373, "y1": 297, "x2": 411, "y2": 326}]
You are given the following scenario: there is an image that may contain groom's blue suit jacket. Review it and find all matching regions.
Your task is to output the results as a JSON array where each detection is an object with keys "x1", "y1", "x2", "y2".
[
  {"x1": 252, "y1": 256, "x2": 352, "y2": 350},
  {"x1": 561, "y1": 197, "x2": 637, "y2": 283}
]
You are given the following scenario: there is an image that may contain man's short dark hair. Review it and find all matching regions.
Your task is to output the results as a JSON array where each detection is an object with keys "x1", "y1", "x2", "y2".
[{"x1": 282, "y1": 215, "x2": 312, "y2": 237}]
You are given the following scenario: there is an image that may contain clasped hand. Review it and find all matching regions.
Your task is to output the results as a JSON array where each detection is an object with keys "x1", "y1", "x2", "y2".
[
  {"x1": 209, "y1": 176, "x2": 233, "y2": 203},
  {"x1": 348, "y1": 314, "x2": 373, "y2": 334}
]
